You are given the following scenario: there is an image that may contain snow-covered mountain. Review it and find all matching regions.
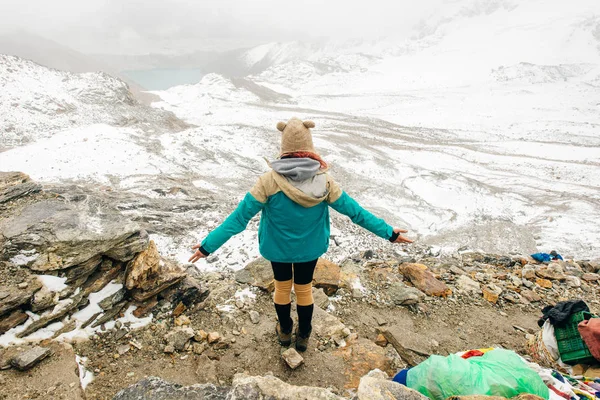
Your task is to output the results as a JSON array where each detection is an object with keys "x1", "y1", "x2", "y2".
[
  {"x1": 0, "y1": 55, "x2": 186, "y2": 148},
  {"x1": 1, "y1": 0, "x2": 599, "y2": 265}
]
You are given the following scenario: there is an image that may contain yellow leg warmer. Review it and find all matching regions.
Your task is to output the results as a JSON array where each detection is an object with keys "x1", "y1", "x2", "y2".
[
  {"x1": 294, "y1": 283, "x2": 314, "y2": 306},
  {"x1": 273, "y1": 279, "x2": 293, "y2": 305}
]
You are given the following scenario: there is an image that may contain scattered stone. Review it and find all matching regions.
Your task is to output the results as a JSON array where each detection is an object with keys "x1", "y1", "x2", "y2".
[
  {"x1": 30, "y1": 285, "x2": 58, "y2": 312},
  {"x1": 132, "y1": 297, "x2": 158, "y2": 318},
  {"x1": 374, "y1": 334, "x2": 388, "y2": 347},
  {"x1": 0, "y1": 279, "x2": 42, "y2": 316},
  {"x1": 582, "y1": 273, "x2": 600, "y2": 282},
  {"x1": 117, "y1": 344, "x2": 131, "y2": 355},
  {"x1": 213, "y1": 341, "x2": 230, "y2": 350},
  {"x1": 192, "y1": 342, "x2": 207, "y2": 355},
  {"x1": 399, "y1": 263, "x2": 452, "y2": 297},
  {"x1": 357, "y1": 369, "x2": 428, "y2": 400},
  {"x1": 0, "y1": 309, "x2": 28, "y2": 334},
  {"x1": 522, "y1": 265, "x2": 536, "y2": 280},
  {"x1": 536, "y1": 265, "x2": 566, "y2": 281},
  {"x1": 164, "y1": 327, "x2": 195, "y2": 351},
  {"x1": 249, "y1": 310, "x2": 260, "y2": 324},
  {"x1": 482, "y1": 284, "x2": 503, "y2": 304},
  {"x1": 455, "y1": 275, "x2": 482, "y2": 294},
  {"x1": 163, "y1": 344, "x2": 175, "y2": 354},
  {"x1": 521, "y1": 289, "x2": 542, "y2": 303},
  {"x1": 535, "y1": 278, "x2": 553, "y2": 289},
  {"x1": 313, "y1": 258, "x2": 342, "y2": 295},
  {"x1": 389, "y1": 282, "x2": 425, "y2": 306},
  {"x1": 172, "y1": 302, "x2": 186, "y2": 317},
  {"x1": 18, "y1": 291, "x2": 86, "y2": 337},
  {"x1": 99, "y1": 288, "x2": 127, "y2": 311},
  {"x1": 235, "y1": 257, "x2": 274, "y2": 291},
  {"x1": 565, "y1": 275, "x2": 582, "y2": 288},
  {"x1": 313, "y1": 288, "x2": 331, "y2": 309},
  {"x1": 91, "y1": 300, "x2": 128, "y2": 328},
  {"x1": 11, "y1": 346, "x2": 52, "y2": 371},
  {"x1": 62, "y1": 254, "x2": 102, "y2": 284},
  {"x1": 174, "y1": 315, "x2": 191, "y2": 326},
  {"x1": 205, "y1": 350, "x2": 220, "y2": 361},
  {"x1": 281, "y1": 348, "x2": 304, "y2": 369},
  {"x1": 207, "y1": 332, "x2": 220, "y2": 344},
  {"x1": 194, "y1": 330, "x2": 208, "y2": 342}
]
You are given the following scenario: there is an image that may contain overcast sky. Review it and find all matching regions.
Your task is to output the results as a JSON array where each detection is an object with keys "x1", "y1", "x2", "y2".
[{"x1": 0, "y1": 0, "x2": 443, "y2": 54}]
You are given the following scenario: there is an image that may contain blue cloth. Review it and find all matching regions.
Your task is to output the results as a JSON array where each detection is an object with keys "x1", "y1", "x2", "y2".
[
  {"x1": 393, "y1": 369, "x2": 409, "y2": 385},
  {"x1": 531, "y1": 252, "x2": 563, "y2": 262},
  {"x1": 201, "y1": 190, "x2": 393, "y2": 263}
]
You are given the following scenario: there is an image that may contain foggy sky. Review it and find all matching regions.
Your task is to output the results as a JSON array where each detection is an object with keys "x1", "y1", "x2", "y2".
[{"x1": 0, "y1": 0, "x2": 442, "y2": 54}]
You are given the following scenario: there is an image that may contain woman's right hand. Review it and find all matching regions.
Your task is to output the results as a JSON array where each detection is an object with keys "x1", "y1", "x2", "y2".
[{"x1": 392, "y1": 228, "x2": 414, "y2": 244}]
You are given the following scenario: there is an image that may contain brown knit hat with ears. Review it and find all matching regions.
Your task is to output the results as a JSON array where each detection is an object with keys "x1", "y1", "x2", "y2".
[{"x1": 276, "y1": 117, "x2": 317, "y2": 155}]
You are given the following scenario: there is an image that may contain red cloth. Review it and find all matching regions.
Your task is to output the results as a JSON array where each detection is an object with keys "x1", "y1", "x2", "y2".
[
  {"x1": 461, "y1": 350, "x2": 485, "y2": 359},
  {"x1": 578, "y1": 317, "x2": 600, "y2": 361}
]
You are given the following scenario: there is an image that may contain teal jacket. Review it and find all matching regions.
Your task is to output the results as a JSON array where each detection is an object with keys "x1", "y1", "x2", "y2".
[{"x1": 200, "y1": 167, "x2": 394, "y2": 263}]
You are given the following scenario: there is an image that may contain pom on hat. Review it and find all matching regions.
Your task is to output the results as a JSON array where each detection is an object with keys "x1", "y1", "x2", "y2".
[
  {"x1": 303, "y1": 120, "x2": 315, "y2": 129},
  {"x1": 276, "y1": 121, "x2": 287, "y2": 132}
]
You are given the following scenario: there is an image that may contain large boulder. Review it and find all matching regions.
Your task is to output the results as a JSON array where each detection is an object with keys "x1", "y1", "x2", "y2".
[
  {"x1": 0, "y1": 172, "x2": 41, "y2": 204},
  {"x1": 113, "y1": 374, "x2": 344, "y2": 400},
  {"x1": 235, "y1": 257, "x2": 274, "y2": 292},
  {"x1": 0, "y1": 196, "x2": 148, "y2": 271},
  {"x1": 313, "y1": 258, "x2": 341, "y2": 295},
  {"x1": 126, "y1": 241, "x2": 186, "y2": 301},
  {"x1": 399, "y1": 263, "x2": 452, "y2": 297}
]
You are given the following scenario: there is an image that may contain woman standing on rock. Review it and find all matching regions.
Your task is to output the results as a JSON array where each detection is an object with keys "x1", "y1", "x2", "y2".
[{"x1": 189, "y1": 117, "x2": 413, "y2": 352}]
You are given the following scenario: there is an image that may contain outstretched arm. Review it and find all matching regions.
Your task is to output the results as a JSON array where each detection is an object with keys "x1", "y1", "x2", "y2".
[
  {"x1": 189, "y1": 192, "x2": 265, "y2": 262},
  {"x1": 327, "y1": 177, "x2": 412, "y2": 243}
]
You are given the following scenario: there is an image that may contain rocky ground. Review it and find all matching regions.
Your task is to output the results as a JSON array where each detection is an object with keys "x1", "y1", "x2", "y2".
[{"x1": 1, "y1": 172, "x2": 600, "y2": 400}]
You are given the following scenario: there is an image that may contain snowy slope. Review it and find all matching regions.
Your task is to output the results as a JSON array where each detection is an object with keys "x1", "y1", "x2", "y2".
[
  {"x1": 1, "y1": 0, "x2": 599, "y2": 266},
  {"x1": 0, "y1": 55, "x2": 185, "y2": 148}
]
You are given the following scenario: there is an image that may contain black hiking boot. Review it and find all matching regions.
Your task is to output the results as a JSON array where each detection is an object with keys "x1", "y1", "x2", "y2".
[
  {"x1": 295, "y1": 328, "x2": 311, "y2": 352},
  {"x1": 276, "y1": 322, "x2": 293, "y2": 347}
]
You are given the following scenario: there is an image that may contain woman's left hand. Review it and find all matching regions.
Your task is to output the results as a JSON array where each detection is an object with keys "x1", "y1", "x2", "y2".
[
  {"x1": 392, "y1": 228, "x2": 414, "y2": 244},
  {"x1": 188, "y1": 244, "x2": 207, "y2": 263}
]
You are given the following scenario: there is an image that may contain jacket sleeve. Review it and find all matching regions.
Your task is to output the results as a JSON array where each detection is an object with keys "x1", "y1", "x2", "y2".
[
  {"x1": 200, "y1": 192, "x2": 265, "y2": 254},
  {"x1": 328, "y1": 188, "x2": 394, "y2": 240}
]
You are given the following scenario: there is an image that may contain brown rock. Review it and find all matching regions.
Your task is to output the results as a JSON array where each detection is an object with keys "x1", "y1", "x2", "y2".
[
  {"x1": 336, "y1": 338, "x2": 393, "y2": 389},
  {"x1": 582, "y1": 273, "x2": 600, "y2": 282},
  {"x1": 281, "y1": 348, "x2": 304, "y2": 369},
  {"x1": 132, "y1": 297, "x2": 158, "y2": 318},
  {"x1": 234, "y1": 257, "x2": 274, "y2": 292},
  {"x1": 482, "y1": 284, "x2": 503, "y2": 304},
  {"x1": 172, "y1": 302, "x2": 186, "y2": 317},
  {"x1": 399, "y1": 263, "x2": 452, "y2": 297},
  {"x1": 17, "y1": 291, "x2": 86, "y2": 338},
  {"x1": 522, "y1": 265, "x2": 536, "y2": 280},
  {"x1": 207, "y1": 331, "x2": 220, "y2": 344},
  {"x1": 535, "y1": 265, "x2": 566, "y2": 281},
  {"x1": 0, "y1": 309, "x2": 28, "y2": 334},
  {"x1": 374, "y1": 333, "x2": 388, "y2": 347},
  {"x1": 313, "y1": 258, "x2": 341, "y2": 295},
  {"x1": 0, "y1": 278, "x2": 42, "y2": 316},
  {"x1": 126, "y1": 241, "x2": 186, "y2": 301},
  {"x1": 536, "y1": 278, "x2": 553, "y2": 289},
  {"x1": 521, "y1": 289, "x2": 542, "y2": 302},
  {"x1": 11, "y1": 346, "x2": 52, "y2": 371}
]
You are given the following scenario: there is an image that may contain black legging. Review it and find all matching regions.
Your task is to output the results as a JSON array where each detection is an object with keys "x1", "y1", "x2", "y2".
[
  {"x1": 271, "y1": 259, "x2": 318, "y2": 284},
  {"x1": 271, "y1": 259, "x2": 317, "y2": 336}
]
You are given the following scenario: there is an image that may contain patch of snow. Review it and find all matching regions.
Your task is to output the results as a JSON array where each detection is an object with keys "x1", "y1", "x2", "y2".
[
  {"x1": 36, "y1": 275, "x2": 68, "y2": 292},
  {"x1": 75, "y1": 355, "x2": 94, "y2": 390}
]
